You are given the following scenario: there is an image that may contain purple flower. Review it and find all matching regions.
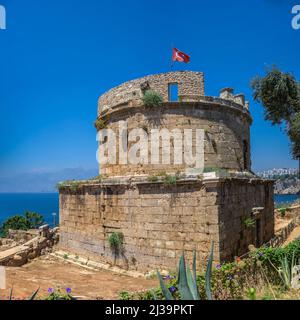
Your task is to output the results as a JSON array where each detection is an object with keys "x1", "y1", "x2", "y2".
[
  {"x1": 165, "y1": 275, "x2": 171, "y2": 280},
  {"x1": 66, "y1": 288, "x2": 72, "y2": 294},
  {"x1": 169, "y1": 286, "x2": 177, "y2": 293},
  {"x1": 48, "y1": 288, "x2": 54, "y2": 294},
  {"x1": 216, "y1": 264, "x2": 221, "y2": 269}
]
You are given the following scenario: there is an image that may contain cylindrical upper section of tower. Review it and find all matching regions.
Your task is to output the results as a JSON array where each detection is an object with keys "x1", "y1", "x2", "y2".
[{"x1": 96, "y1": 71, "x2": 252, "y2": 176}]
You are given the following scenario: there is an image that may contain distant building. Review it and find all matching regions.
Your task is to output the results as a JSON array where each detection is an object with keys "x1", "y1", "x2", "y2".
[{"x1": 257, "y1": 168, "x2": 299, "y2": 179}]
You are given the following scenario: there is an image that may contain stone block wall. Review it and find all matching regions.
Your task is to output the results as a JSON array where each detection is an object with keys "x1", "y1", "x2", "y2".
[
  {"x1": 98, "y1": 71, "x2": 205, "y2": 114},
  {"x1": 218, "y1": 179, "x2": 274, "y2": 261},
  {"x1": 0, "y1": 226, "x2": 59, "y2": 267},
  {"x1": 59, "y1": 177, "x2": 274, "y2": 272},
  {"x1": 99, "y1": 102, "x2": 251, "y2": 176}
]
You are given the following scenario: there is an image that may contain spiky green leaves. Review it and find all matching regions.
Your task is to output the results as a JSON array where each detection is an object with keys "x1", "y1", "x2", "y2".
[
  {"x1": 205, "y1": 243, "x2": 214, "y2": 300},
  {"x1": 157, "y1": 243, "x2": 214, "y2": 300}
]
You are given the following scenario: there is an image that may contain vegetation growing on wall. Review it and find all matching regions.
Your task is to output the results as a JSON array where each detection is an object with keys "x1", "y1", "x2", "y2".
[
  {"x1": 163, "y1": 175, "x2": 177, "y2": 186},
  {"x1": 56, "y1": 181, "x2": 82, "y2": 192},
  {"x1": 108, "y1": 232, "x2": 124, "y2": 265},
  {"x1": 244, "y1": 217, "x2": 256, "y2": 228},
  {"x1": 147, "y1": 172, "x2": 178, "y2": 186},
  {"x1": 94, "y1": 118, "x2": 108, "y2": 131},
  {"x1": 142, "y1": 90, "x2": 163, "y2": 108},
  {"x1": 202, "y1": 167, "x2": 230, "y2": 178},
  {"x1": 147, "y1": 175, "x2": 159, "y2": 183},
  {"x1": 91, "y1": 174, "x2": 109, "y2": 181}
]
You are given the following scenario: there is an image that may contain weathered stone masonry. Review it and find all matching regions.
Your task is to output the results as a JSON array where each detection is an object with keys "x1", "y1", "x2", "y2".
[
  {"x1": 59, "y1": 177, "x2": 274, "y2": 271},
  {"x1": 59, "y1": 71, "x2": 275, "y2": 272}
]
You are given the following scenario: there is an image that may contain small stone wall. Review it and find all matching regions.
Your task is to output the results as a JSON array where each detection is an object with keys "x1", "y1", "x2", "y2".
[
  {"x1": 7, "y1": 229, "x2": 39, "y2": 242},
  {"x1": 275, "y1": 205, "x2": 300, "y2": 220},
  {"x1": 268, "y1": 216, "x2": 300, "y2": 248},
  {"x1": 0, "y1": 226, "x2": 59, "y2": 267},
  {"x1": 218, "y1": 179, "x2": 275, "y2": 260}
]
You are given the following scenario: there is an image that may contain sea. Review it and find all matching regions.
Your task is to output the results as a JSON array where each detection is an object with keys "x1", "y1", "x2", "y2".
[
  {"x1": 0, "y1": 193, "x2": 59, "y2": 227},
  {"x1": 0, "y1": 193, "x2": 299, "y2": 226}
]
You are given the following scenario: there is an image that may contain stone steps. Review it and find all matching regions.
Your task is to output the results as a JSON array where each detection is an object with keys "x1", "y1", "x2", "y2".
[{"x1": 51, "y1": 250, "x2": 145, "y2": 278}]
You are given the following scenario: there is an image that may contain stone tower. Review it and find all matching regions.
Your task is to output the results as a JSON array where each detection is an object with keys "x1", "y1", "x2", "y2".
[{"x1": 59, "y1": 71, "x2": 274, "y2": 272}]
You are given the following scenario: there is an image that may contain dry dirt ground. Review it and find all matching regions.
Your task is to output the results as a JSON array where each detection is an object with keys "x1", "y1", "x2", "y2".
[
  {"x1": 283, "y1": 225, "x2": 300, "y2": 246},
  {"x1": 0, "y1": 256, "x2": 157, "y2": 300},
  {"x1": 1, "y1": 215, "x2": 299, "y2": 300}
]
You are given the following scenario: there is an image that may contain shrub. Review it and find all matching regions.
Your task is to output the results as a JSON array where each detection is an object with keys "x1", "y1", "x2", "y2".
[
  {"x1": 0, "y1": 212, "x2": 44, "y2": 237},
  {"x1": 56, "y1": 181, "x2": 81, "y2": 192},
  {"x1": 108, "y1": 232, "x2": 124, "y2": 264},
  {"x1": 24, "y1": 211, "x2": 44, "y2": 229},
  {"x1": 119, "y1": 291, "x2": 132, "y2": 300},
  {"x1": 278, "y1": 208, "x2": 287, "y2": 218},
  {"x1": 147, "y1": 175, "x2": 159, "y2": 183},
  {"x1": 92, "y1": 174, "x2": 107, "y2": 181},
  {"x1": 203, "y1": 167, "x2": 230, "y2": 177},
  {"x1": 244, "y1": 217, "x2": 256, "y2": 228},
  {"x1": 247, "y1": 288, "x2": 257, "y2": 300},
  {"x1": 94, "y1": 118, "x2": 108, "y2": 131},
  {"x1": 163, "y1": 175, "x2": 177, "y2": 186},
  {"x1": 45, "y1": 288, "x2": 76, "y2": 300},
  {"x1": 255, "y1": 238, "x2": 300, "y2": 269},
  {"x1": 0, "y1": 216, "x2": 28, "y2": 237},
  {"x1": 142, "y1": 90, "x2": 163, "y2": 108}
]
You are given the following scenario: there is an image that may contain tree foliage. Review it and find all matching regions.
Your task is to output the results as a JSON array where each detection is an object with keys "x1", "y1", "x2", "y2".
[
  {"x1": 24, "y1": 211, "x2": 44, "y2": 229},
  {"x1": 0, "y1": 211, "x2": 44, "y2": 237},
  {"x1": 288, "y1": 112, "x2": 300, "y2": 158},
  {"x1": 251, "y1": 67, "x2": 300, "y2": 158}
]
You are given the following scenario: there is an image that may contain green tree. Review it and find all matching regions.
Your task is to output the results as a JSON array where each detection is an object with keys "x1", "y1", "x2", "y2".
[
  {"x1": 24, "y1": 211, "x2": 44, "y2": 229},
  {"x1": 0, "y1": 212, "x2": 45, "y2": 237},
  {"x1": 0, "y1": 215, "x2": 29, "y2": 237},
  {"x1": 251, "y1": 67, "x2": 300, "y2": 158},
  {"x1": 288, "y1": 112, "x2": 300, "y2": 158}
]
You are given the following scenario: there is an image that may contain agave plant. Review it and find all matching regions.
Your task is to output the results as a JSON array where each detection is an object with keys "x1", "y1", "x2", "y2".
[
  {"x1": 267, "y1": 251, "x2": 300, "y2": 289},
  {"x1": 157, "y1": 243, "x2": 214, "y2": 300},
  {"x1": 9, "y1": 287, "x2": 40, "y2": 300}
]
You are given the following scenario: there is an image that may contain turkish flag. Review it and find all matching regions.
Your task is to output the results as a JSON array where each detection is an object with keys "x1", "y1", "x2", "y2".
[{"x1": 172, "y1": 48, "x2": 190, "y2": 63}]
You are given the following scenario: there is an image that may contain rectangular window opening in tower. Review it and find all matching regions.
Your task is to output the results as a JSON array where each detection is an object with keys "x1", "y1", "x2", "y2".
[{"x1": 168, "y1": 83, "x2": 179, "y2": 102}]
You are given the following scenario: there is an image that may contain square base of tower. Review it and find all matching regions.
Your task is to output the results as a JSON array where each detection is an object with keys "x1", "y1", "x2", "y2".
[{"x1": 59, "y1": 176, "x2": 274, "y2": 272}]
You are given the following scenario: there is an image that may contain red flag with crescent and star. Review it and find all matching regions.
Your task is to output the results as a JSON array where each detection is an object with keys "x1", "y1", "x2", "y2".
[{"x1": 172, "y1": 48, "x2": 190, "y2": 63}]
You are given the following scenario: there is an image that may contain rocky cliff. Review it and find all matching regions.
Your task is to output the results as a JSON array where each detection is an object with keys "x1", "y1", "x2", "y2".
[{"x1": 274, "y1": 174, "x2": 300, "y2": 195}]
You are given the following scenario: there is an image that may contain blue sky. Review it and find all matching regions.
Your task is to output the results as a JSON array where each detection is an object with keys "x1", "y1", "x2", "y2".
[{"x1": 0, "y1": 0, "x2": 299, "y2": 176}]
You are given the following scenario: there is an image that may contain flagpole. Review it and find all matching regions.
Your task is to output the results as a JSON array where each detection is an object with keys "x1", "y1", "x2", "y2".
[{"x1": 170, "y1": 43, "x2": 175, "y2": 70}]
